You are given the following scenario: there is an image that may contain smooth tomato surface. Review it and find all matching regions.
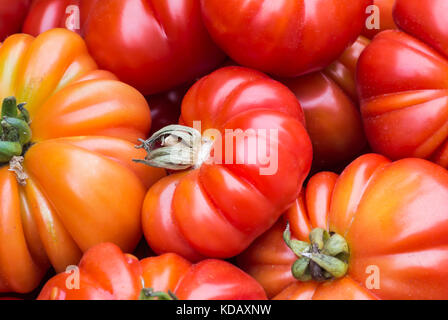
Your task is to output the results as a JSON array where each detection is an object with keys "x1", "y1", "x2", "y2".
[
  {"x1": 0, "y1": 29, "x2": 165, "y2": 294},
  {"x1": 142, "y1": 66, "x2": 313, "y2": 261},
  {"x1": 200, "y1": 0, "x2": 371, "y2": 77},
  {"x1": 357, "y1": 30, "x2": 448, "y2": 168},
  {"x1": 0, "y1": 0, "x2": 31, "y2": 41},
  {"x1": 23, "y1": 0, "x2": 226, "y2": 95},
  {"x1": 238, "y1": 154, "x2": 448, "y2": 299},
  {"x1": 146, "y1": 85, "x2": 189, "y2": 135},
  {"x1": 282, "y1": 37, "x2": 369, "y2": 169},
  {"x1": 38, "y1": 243, "x2": 267, "y2": 300}
]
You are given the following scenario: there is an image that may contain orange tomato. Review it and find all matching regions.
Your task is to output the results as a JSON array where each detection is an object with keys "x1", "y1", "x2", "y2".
[
  {"x1": 0, "y1": 29, "x2": 165, "y2": 293},
  {"x1": 238, "y1": 154, "x2": 448, "y2": 299}
]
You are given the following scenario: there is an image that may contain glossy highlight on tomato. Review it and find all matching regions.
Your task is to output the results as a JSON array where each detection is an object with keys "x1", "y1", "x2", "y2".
[
  {"x1": 0, "y1": 29, "x2": 165, "y2": 294},
  {"x1": 238, "y1": 154, "x2": 448, "y2": 299},
  {"x1": 23, "y1": 0, "x2": 226, "y2": 95},
  {"x1": 38, "y1": 243, "x2": 267, "y2": 300},
  {"x1": 200, "y1": 0, "x2": 372, "y2": 77}
]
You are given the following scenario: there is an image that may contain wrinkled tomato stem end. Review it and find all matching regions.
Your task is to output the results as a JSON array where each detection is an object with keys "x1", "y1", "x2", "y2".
[
  {"x1": 283, "y1": 222, "x2": 349, "y2": 282},
  {"x1": 133, "y1": 124, "x2": 212, "y2": 170}
]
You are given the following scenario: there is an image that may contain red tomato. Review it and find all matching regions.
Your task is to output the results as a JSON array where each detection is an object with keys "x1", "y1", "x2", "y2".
[
  {"x1": 238, "y1": 154, "x2": 448, "y2": 299},
  {"x1": 394, "y1": 0, "x2": 448, "y2": 58},
  {"x1": 362, "y1": 0, "x2": 397, "y2": 38},
  {"x1": 37, "y1": 243, "x2": 267, "y2": 300},
  {"x1": 0, "y1": 0, "x2": 31, "y2": 41},
  {"x1": 282, "y1": 37, "x2": 369, "y2": 169},
  {"x1": 357, "y1": 28, "x2": 448, "y2": 168},
  {"x1": 200, "y1": 0, "x2": 372, "y2": 77},
  {"x1": 141, "y1": 66, "x2": 313, "y2": 261},
  {"x1": 23, "y1": 0, "x2": 226, "y2": 95},
  {"x1": 146, "y1": 85, "x2": 189, "y2": 136}
]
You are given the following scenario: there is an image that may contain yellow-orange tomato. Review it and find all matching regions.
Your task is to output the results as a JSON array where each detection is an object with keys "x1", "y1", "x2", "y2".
[
  {"x1": 0, "y1": 29, "x2": 165, "y2": 293},
  {"x1": 239, "y1": 154, "x2": 448, "y2": 300}
]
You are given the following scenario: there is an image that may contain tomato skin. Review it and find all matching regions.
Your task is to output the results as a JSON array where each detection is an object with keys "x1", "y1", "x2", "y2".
[
  {"x1": 23, "y1": 0, "x2": 226, "y2": 95},
  {"x1": 0, "y1": 29, "x2": 165, "y2": 294},
  {"x1": 362, "y1": 0, "x2": 397, "y2": 39},
  {"x1": 282, "y1": 37, "x2": 369, "y2": 169},
  {"x1": 37, "y1": 243, "x2": 267, "y2": 300},
  {"x1": 238, "y1": 154, "x2": 448, "y2": 299},
  {"x1": 357, "y1": 29, "x2": 448, "y2": 168},
  {"x1": 393, "y1": 0, "x2": 448, "y2": 58},
  {"x1": 142, "y1": 66, "x2": 312, "y2": 261},
  {"x1": 200, "y1": 0, "x2": 371, "y2": 77},
  {"x1": 0, "y1": 0, "x2": 31, "y2": 41}
]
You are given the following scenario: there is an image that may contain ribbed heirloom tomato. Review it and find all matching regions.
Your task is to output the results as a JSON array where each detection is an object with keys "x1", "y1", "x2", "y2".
[
  {"x1": 37, "y1": 242, "x2": 267, "y2": 300},
  {"x1": 357, "y1": 0, "x2": 448, "y2": 168},
  {"x1": 0, "y1": 0, "x2": 31, "y2": 41},
  {"x1": 0, "y1": 29, "x2": 165, "y2": 293},
  {"x1": 140, "y1": 66, "x2": 313, "y2": 261},
  {"x1": 23, "y1": 0, "x2": 226, "y2": 95},
  {"x1": 200, "y1": 0, "x2": 372, "y2": 77},
  {"x1": 282, "y1": 37, "x2": 369, "y2": 169},
  {"x1": 238, "y1": 154, "x2": 448, "y2": 300}
]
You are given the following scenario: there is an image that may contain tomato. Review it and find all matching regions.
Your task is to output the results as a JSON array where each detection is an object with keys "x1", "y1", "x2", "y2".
[
  {"x1": 200, "y1": 0, "x2": 371, "y2": 77},
  {"x1": 147, "y1": 85, "x2": 189, "y2": 136},
  {"x1": 0, "y1": 29, "x2": 165, "y2": 294},
  {"x1": 281, "y1": 37, "x2": 369, "y2": 169},
  {"x1": 23, "y1": 0, "x2": 226, "y2": 95},
  {"x1": 362, "y1": 0, "x2": 397, "y2": 38},
  {"x1": 140, "y1": 66, "x2": 312, "y2": 261},
  {"x1": 0, "y1": 0, "x2": 31, "y2": 41},
  {"x1": 357, "y1": 29, "x2": 448, "y2": 168},
  {"x1": 238, "y1": 153, "x2": 448, "y2": 299},
  {"x1": 37, "y1": 242, "x2": 267, "y2": 300}
]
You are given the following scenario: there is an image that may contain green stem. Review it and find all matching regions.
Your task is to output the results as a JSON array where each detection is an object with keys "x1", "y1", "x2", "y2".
[
  {"x1": 139, "y1": 288, "x2": 178, "y2": 300},
  {"x1": 283, "y1": 222, "x2": 350, "y2": 282}
]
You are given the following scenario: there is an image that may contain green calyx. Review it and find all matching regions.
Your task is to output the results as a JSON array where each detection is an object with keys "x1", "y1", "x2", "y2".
[
  {"x1": 283, "y1": 223, "x2": 349, "y2": 282},
  {"x1": 0, "y1": 97, "x2": 32, "y2": 163},
  {"x1": 139, "y1": 288, "x2": 178, "y2": 301}
]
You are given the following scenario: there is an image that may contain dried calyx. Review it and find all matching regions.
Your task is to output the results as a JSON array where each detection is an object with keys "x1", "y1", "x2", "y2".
[
  {"x1": 0, "y1": 97, "x2": 32, "y2": 164},
  {"x1": 133, "y1": 124, "x2": 213, "y2": 170},
  {"x1": 283, "y1": 223, "x2": 349, "y2": 282}
]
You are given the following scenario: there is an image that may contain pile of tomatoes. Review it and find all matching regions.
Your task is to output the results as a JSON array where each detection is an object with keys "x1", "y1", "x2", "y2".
[{"x1": 0, "y1": 0, "x2": 447, "y2": 301}]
